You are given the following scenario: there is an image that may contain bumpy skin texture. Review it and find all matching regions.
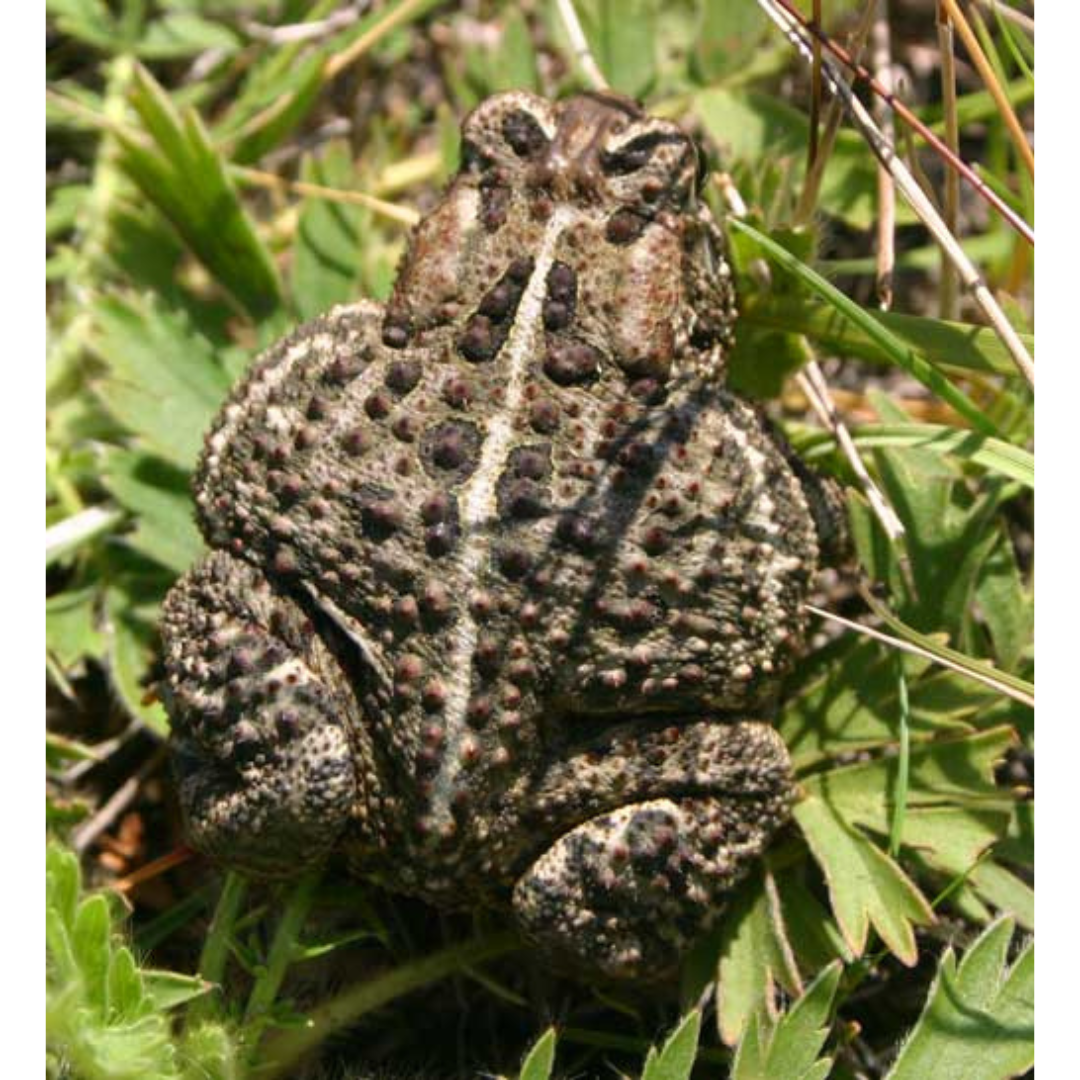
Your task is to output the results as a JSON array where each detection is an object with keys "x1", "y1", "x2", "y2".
[{"x1": 161, "y1": 90, "x2": 843, "y2": 981}]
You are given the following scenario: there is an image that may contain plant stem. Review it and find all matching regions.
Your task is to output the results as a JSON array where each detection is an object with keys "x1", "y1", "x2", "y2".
[
  {"x1": 888, "y1": 652, "x2": 911, "y2": 857},
  {"x1": 187, "y1": 872, "x2": 248, "y2": 1028},
  {"x1": 243, "y1": 869, "x2": 322, "y2": 1030},
  {"x1": 253, "y1": 931, "x2": 521, "y2": 1079}
]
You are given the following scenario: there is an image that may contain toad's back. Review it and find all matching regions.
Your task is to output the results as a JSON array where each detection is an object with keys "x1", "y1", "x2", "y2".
[{"x1": 179, "y1": 91, "x2": 827, "y2": 903}]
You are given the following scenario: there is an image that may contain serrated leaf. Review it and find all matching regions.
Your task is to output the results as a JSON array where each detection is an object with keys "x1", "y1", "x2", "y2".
[
  {"x1": 105, "y1": 587, "x2": 169, "y2": 735},
  {"x1": 886, "y1": 918, "x2": 1033, "y2": 1079},
  {"x1": 794, "y1": 795, "x2": 934, "y2": 964},
  {"x1": 774, "y1": 865, "x2": 852, "y2": 972},
  {"x1": 101, "y1": 448, "x2": 203, "y2": 574},
  {"x1": 642, "y1": 1009, "x2": 701, "y2": 1080},
  {"x1": 805, "y1": 727, "x2": 1015, "y2": 819},
  {"x1": 779, "y1": 636, "x2": 987, "y2": 767},
  {"x1": 115, "y1": 64, "x2": 283, "y2": 320},
  {"x1": 717, "y1": 867, "x2": 801, "y2": 1046},
  {"x1": 731, "y1": 962, "x2": 842, "y2": 1080},
  {"x1": 518, "y1": 1027, "x2": 557, "y2": 1080},
  {"x1": 968, "y1": 862, "x2": 1034, "y2": 930},
  {"x1": 973, "y1": 530, "x2": 1033, "y2": 672},
  {"x1": 47, "y1": 587, "x2": 105, "y2": 671},
  {"x1": 88, "y1": 293, "x2": 231, "y2": 469}
]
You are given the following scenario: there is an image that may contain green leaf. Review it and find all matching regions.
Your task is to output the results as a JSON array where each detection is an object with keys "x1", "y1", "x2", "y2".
[
  {"x1": 642, "y1": 1009, "x2": 701, "y2": 1080},
  {"x1": 717, "y1": 867, "x2": 801, "y2": 1046},
  {"x1": 47, "y1": 0, "x2": 120, "y2": 51},
  {"x1": 107, "y1": 947, "x2": 146, "y2": 1019},
  {"x1": 141, "y1": 970, "x2": 213, "y2": 1012},
  {"x1": 47, "y1": 587, "x2": 105, "y2": 671},
  {"x1": 105, "y1": 585, "x2": 170, "y2": 735},
  {"x1": 114, "y1": 64, "x2": 283, "y2": 320},
  {"x1": 727, "y1": 326, "x2": 812, "y2": 399},
  {"x1": 136, "y1": 12, "x2": 242, "y2": 60},
  {"x1": 101, "y1": 448, "x2": 204, "y2": 575},
  {"x1": 773, "y1": 865, "x2": 852, "y2": 973},
  {"x1": 778, "y1": 636, "x2": 989, "y2": 768},
  {"x1": 972, "y1": 530, "x2": 1033, "y2": 672},
  {"x1": 968, "y1": 862, "x2": 1034, "y2": 930},
  {"x1": 692, "y1": 0, "x2": 770, "y2": 82},
  {"x1": 573, "y1": 0, "x2": 657, "y2": 99},
  {"x1": 886, "y1": 918, "x2": 1033, "y2": 1079},
  {"x1": 731, "y1": 962, "x2": 842, "y2": 1080},
  {"x1": 862, "y1": 593, "x2": 1035, "y2": 708},
  {"x1": 741, "y1": 295, "x2": 1032, "y2": 379},
  {"x1": 518, "y1": 1027, "x2": 557, "y2": 1080},
  {"x1": 729, "y1": 219, "x2": 1000, "y2": 437},
  {"x1": 795, "y1": 423, "x2": 1033, "y2": 491},
  {"x1": 793, "y1": 795, "x2": 934, "y2": 964},
  {"x1": 72, "y1": 894, "x2": 113, "y2": 1012},
  {"x1": 804, "y1": 727, "x2": 1016, "y2": 822},
  {"x1": 88, "y1": 293, "x2": 231, "y2": 470},
  {"x1": 291, "y1": 141, "x2": 366, "y2": 321},
  {"x1": 694, "y1": 87, "x2": 893, "y2": 229}
]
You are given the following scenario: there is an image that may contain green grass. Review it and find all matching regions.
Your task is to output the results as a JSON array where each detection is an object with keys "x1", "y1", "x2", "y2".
[{"x1": 47, "y1": 2, "x2": 1033, "y2": 1077}]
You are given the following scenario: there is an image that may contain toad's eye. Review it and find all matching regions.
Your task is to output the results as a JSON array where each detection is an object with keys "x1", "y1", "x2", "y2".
[
  {"x1": 600, "y1": 131, "x2": 688, "y2": 176},
  {"x1": 502, "y1": 110, "x2": 549, "y2": 158}
]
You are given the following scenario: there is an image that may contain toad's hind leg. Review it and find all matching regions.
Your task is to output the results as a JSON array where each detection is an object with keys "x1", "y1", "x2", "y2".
[
  {"x1": 511, "y1": 721, "x2": 792, "y2": 980},
  {"x1": 161, "y1": 551, "x2": 362, "y2": 878}
]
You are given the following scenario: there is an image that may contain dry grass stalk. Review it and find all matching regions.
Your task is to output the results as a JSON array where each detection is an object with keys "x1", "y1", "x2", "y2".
[
  {"x1": 554, "y1": 0, "x2": 611, "y2": 91},
  {"x1": 939, "y1": 0, "x2": 1034, "y2": 178},
  {"x1": 871, "y1": 0, "x2": 896, "y2": 310},
  {"x1": 768, "y1": 0, "x2": 1032, "y2": 246},
  {"x1": 757, "y1": 0, "x2": 1035, "y2": 388},
  {"x1": 937, "y1": 2, "x2": 961, "y2": 320}
]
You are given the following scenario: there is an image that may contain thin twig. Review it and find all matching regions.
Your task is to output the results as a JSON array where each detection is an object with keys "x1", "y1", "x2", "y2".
[
  {"x1": 70, "y1": 744, "x2": 170, "y2": 854},
  {"x1": 808, "y1": 0, "x2": 822, "y2": 173},
  {"x1": 767, "y1": 0, "x2": 1033, "y2": 246},
  {"x1": 231, "y1": 164, "x2": 420, "y2": 226},
  {"x1": 797, "y1": 366, "x2": 905, "y2": 541},
  {"x1": 554, "y1": 0, "x2": 610, "y2": 91},
  {"x1": 794, "y1": 0, "x2": 877, "y2": 227},
  {"x1": 871, "y1": 0, "x2": 896, "y2": 310},
  {"x1": 111, "y1": 846, "x2": 196, "y2": 894},
  {"x1": 937, "y1": 2, "x2": 961, "y2": 320},
  {"x1": 242, "y1": 5, "x2": 364, "y2": 45},
  {"x1": 324, "y1": 0, "x2": 434, "y2": 80},
  {"x1": 805, "y1": 603, "x2": 1034, "y2": 706},
  {"x1": 757, "y1": 0, "x2": 1035, "y2": 387},
  {"x1": 939, "y1": 0, "x2": 1034, "y2": 178}
]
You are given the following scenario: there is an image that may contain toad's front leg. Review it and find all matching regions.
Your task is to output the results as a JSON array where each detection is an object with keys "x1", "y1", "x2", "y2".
[
  {"x1": 161, "y1": 551, "x2": 364, "y2": 877},
  {"x1": 510, "y1": 720, "x2": 793, "y2": 980}
]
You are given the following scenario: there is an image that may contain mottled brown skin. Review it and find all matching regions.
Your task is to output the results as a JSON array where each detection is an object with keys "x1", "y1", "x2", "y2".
[{"x1": 161, "y1": 91, "x2": 843, "y2": 980}]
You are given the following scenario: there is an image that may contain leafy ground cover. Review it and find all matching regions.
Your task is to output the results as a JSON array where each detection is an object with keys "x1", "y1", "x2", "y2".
[{"x1": 47, "y1": 2, "x2": 1033, "y2": 1076}]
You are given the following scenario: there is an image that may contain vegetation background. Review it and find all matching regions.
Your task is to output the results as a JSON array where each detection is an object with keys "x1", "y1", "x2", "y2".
[{"x1": 46, "y1": 1, "x2": 1034, "y2": 1077}]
